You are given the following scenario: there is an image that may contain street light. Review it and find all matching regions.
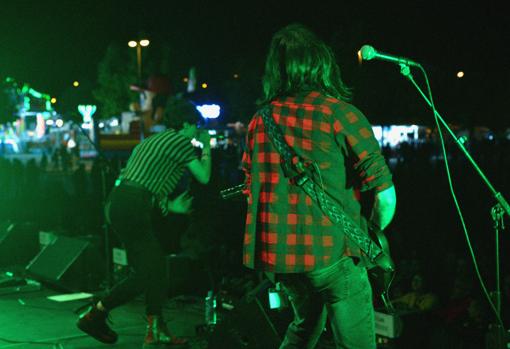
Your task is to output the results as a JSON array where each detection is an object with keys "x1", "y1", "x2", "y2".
[{"x1": 128, "y1": 39, "x2": 150, "y2": 83}]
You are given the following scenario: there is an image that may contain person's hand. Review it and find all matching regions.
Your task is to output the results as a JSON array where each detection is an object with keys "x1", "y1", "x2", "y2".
[
  {"x1": 167, "y1": 191, "x2": 193, "y2": 214},
  {"x1": 197, "y1": 129, "x2": 211, "y2": 147}
]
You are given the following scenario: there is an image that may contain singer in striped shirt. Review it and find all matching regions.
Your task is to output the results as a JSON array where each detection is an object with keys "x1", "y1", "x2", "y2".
[{"x1": 77, "y1": 98, "x2": 211, "y2": 347}]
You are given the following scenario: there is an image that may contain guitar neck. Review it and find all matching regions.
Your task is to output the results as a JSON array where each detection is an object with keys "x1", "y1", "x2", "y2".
[{"x1": 220, "y1": 184, "x2": 246, "y2": 200}]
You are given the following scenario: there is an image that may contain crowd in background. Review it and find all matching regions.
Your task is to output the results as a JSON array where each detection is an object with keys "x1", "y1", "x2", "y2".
[{"x1": 1, "y1": 134, "x2": 510, "y2": 349}]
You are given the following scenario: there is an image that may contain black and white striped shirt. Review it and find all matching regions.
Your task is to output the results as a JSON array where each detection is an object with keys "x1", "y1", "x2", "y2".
[{"x1": 119, "y1": 129, "x2": 197, "y2": 214}]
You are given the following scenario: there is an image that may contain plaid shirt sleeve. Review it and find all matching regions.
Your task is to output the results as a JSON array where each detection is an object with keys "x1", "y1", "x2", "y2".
[{"x1": 332, "y1": 103, "x2": 393, "y2": 193}]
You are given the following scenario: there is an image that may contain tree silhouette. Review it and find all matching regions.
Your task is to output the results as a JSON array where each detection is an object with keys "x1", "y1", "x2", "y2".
[
  {"x1": 93, "y1": 43, "x2": 138, "y2": 119},
  {"x1": 0, "y1": 78, "x2": 19, "y2": 125}
]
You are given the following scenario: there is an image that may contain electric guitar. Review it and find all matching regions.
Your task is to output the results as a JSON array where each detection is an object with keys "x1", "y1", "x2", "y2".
[{"x1": 219, "y1": 183, "x2": 396, "y2": 312}]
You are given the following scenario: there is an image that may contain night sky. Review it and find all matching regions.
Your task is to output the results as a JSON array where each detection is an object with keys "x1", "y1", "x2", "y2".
[{"x1": 1, "y1": 1, "x2": 508, "y2": 126}]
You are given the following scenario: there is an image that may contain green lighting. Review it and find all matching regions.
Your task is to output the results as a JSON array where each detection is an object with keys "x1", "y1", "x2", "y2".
[{"x1": 29, "y1": 88, "x2": 42, "y2": 99}]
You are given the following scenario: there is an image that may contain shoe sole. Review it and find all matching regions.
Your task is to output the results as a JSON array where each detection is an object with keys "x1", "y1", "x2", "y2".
[{"x1": 76, "y1": 319, "x2": 118, "y2": 344}]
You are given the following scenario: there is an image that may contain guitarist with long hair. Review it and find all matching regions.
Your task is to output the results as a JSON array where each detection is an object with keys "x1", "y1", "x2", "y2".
[{"x1": 241, "y1": 24, "x2": 396, "y2": 349}]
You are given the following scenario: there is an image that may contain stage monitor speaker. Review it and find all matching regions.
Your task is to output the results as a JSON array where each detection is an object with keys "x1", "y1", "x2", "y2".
[
  {"x1": 166, "y1": 254, "x2": 211, "y2": 297},
  {"x1": 0, "y1": 221, "x2": 39, "y2": 268},
  {"x1": 25, "y1": 235, "x2": 104, "y2": 292}
]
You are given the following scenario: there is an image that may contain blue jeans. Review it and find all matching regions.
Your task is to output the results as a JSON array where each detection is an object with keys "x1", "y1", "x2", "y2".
[{"x1": 277, "y1": 257, "x2": 375, "y2": 349}]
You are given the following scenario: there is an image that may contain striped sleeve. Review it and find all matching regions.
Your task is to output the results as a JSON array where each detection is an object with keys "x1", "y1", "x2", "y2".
[{"x1": 171, "y1": 133, "x2": 197, "y2": 165}]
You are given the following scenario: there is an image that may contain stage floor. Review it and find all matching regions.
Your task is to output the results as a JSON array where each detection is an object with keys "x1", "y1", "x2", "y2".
[{"x1": 0, "y1": 287, "x2": 206, "y2": 348}]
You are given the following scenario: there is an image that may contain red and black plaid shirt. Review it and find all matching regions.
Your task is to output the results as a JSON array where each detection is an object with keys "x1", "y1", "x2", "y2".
[{"x1": 242, "y1": 91, "x2": 393, "y2": 273}]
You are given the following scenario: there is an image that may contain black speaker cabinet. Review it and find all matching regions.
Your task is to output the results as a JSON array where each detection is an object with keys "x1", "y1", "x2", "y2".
[
  {"x1": 0, "y1": 221, "x2": 39, "y2": 268},
  {"x1": 207, "y1": 280, "x2": 291, "y2": 349},
  {"x1": 166, "y1": 254, "x2": 211, "y2": 297},
  {"x1": 26, "y1": 235, "x2": 104, "y2": 292}
]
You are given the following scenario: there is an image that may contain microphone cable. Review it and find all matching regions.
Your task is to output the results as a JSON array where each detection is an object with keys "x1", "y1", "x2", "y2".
[{"x1": 416, "y1": 64, "x2": 506, "y2": 331}]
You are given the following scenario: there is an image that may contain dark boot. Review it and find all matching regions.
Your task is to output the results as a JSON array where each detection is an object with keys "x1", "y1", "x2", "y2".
[
  {"x1": 76, "y1": 304, "x2": 118, "y2": 344},
  {"x1": 143, "y1": 314, "x2": 188, "y2": 348}
]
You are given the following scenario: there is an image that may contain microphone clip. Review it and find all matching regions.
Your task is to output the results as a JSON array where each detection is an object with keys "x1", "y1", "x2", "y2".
[{"x1": 399, "y1": 63, "x2": 413, "y2": 80}]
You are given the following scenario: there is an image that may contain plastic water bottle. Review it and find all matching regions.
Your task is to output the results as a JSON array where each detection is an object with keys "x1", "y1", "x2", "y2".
[{"x1": 205, "y1": 290, "x2": 217, "y2": 325}]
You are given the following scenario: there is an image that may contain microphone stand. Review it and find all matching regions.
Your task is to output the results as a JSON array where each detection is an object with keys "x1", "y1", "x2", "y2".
[
  {"x1": 398, "y1": 62, "x2": 509, "y2": 343},
  {"x1": 70, "y1": 121, "x2": 113, "y2": 291}
]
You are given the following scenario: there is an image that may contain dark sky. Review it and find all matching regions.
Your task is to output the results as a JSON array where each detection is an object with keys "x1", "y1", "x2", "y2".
[{"x1": 1, "y1": 0, "x2": 508, "y2": 125}]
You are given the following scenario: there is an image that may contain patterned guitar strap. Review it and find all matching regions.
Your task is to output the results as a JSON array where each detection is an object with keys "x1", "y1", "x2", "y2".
[{"x1": 259, "y1": 105, "x2": 390, "y2": 270}]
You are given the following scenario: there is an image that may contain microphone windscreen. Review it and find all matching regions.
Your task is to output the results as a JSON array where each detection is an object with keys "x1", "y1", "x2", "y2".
[{"x1": 360, "y1": 45, "x2": 377, "y2": 60}]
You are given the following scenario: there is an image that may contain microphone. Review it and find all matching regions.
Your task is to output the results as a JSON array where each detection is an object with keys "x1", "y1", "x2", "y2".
[{"x1": 358, "y1": 45, "x2": 420, "y2": 67}]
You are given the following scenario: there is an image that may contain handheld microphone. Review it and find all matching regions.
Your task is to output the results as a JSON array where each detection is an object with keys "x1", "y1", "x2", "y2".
[{"x1": 358, "y1": 45, "x2": 420, "y2": 67}]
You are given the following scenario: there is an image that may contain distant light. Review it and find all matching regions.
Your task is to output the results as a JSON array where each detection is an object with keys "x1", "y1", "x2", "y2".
[
  {"x1": 372, "y1": 126, "x2": 382, "y2": 142},
  {"x1": 380, "y1": 125, "x2": 419, "y2": 147},
  {"x1": 73, "y1": 81, "x2": 79, "y2": 87},
  {"x1": 78, "y1": 105, "x2": 97, "y2": 116},
  {"x1": 139, "y1": 39, "x2": 150, "y2": 47},
  {"x1": 196, "y1": 104, "x2": 221, "y2": 119},
  {"x1": 98, "y1": 122, "x2": 105, "y2": 128},
  {"x1": 4, "y1": 139, "x2": 19, "y2": 152},
  {"x1": 50, "y1": 97, "x2": 57, "y2": 104},
  {"x1": 78, "y1": 105, "x2": 97, "y2": 122},
  {"x1": 109, "y1": 119, "x2": 119, "y2": 127},
  {"x1": 55, "y1": 119, "x2": 64, "y2": 127},
  {"x1": 128, "y1": 41, "x2": 137, "y2": 48},
  {"x1": 201, "y1": 83, "x2": 208, "y2": 89},
  {"x1": 183, "y1": 77, "x2": 189, "y2": 83},
  {"x1": 457, "y1": 71, "x2": 465, "y2": 78},
  {"x1": 45, "y1": 119, "x2": 54, "y2": 126},
  {"x1": 81, "y1": 123, "x2": 93, "y2": 130},
  {"x1": 67, "y1": 139, "x2": 77, "y2": 149},
  {"x1": 233, "y1": 73, "x2": 239, "y2": 79}
]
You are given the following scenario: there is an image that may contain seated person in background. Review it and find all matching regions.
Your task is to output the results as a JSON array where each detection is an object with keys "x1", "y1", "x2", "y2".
[{"x1": 393, "y1": 272, "x2": 438, "y2": 312}]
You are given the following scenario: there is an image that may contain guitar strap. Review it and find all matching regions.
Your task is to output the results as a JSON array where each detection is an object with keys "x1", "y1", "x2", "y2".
[{"x1": 258, "y1": 105, "x2": 392, "y2": 271}]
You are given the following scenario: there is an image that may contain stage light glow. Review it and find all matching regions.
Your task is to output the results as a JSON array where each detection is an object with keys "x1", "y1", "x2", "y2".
[{"x1": 196, "y1": 104, "x2": 221, "y2": 119}]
